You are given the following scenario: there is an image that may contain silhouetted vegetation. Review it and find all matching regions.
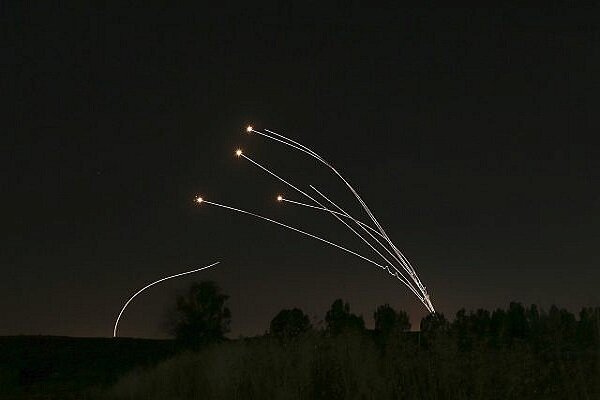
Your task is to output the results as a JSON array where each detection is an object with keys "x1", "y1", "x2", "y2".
[
  {"x1": 104, "y1": 293, "x2": 600, "y2": 400},
  {"x1": 167, "y1": 281, "x2": 231, "y2": 350},
  {"x1": 0, "y1": 336, "x2": 176, "y2": 400},
  {"x1": 2, "y1": 281, "x2": 598, "y2": 399},
  {"x1": 269, "y1": 308, "x2": 312, "y2": 340},
  {"x1": 325, "y1": 299, "x2": 365, "y2": 335},
  {"x1": 373, "y1": 303, "x2": 411, "y2": 334}
]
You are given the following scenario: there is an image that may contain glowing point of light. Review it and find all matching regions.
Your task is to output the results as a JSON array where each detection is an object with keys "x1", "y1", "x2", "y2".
[
  {"x1": 277, "y1": 195, "x2": 283, "y2": 202},
  {"x1": 238, "y1": 127, "x2": 436, "y2": 313},
  {"x1": 196, "y1": 197, "x2": 203, "y2": 204},
  {"x1": 246, "y1": 125, "x2": 253, "y2": 132},
  {"x1": 235, "y1": 149, "x2": 243, "y2": 157}
]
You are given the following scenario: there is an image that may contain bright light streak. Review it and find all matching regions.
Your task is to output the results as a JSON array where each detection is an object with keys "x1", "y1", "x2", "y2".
[
  {"x1": 196, "y1": 197, "x2": 203, "y2": 204},
  {"x1": 246, "y1": 125, "x2": 253, "y2": 133},
  {"x1": 309, "y1": 185, "x2": 411, "y2": 275},
  {"x1": 276, "y1": 195, "x2": 283, "y2": 202},
  {"x1": 113, "y1": 261, "x2": 221, "y2": 337},
  {"x1": 235, "y1": 149, "x2": 243, "y2": 157},
  {"x1": 306, "y1": 184, "x2": 432, "y2": 312},
  {"x1": 201, "y1": 199, "x2": 423, "y2": 301},
  {"x1": 284, "y1": 191, "x2": 406, "y2": 271},
  {"x1": 280, "y1": 197, "x2": 383, "y2": 238},
  {"x1": 260, "y1": 128, "x2": 386, "y2": 236},
  {"x1": 258, "y1": 129, "x2": 422, "y2": 267},
  {"x1": 250, "y1": 127, "x2": 435, "y2": 312},
  {"x1": 259, "y1": 127, "x2": 391, "y2": 246},
  {"x1": 240, "y1": 153, "x2": 315, "y2": 203},
  {"x1": 237, "y1": 153, "x2": 419, "y2": 296}
]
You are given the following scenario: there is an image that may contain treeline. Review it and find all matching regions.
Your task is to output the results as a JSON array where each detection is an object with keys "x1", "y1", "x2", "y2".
[
  {"x1": 421, "y1": 303, "x2": 600, "y2": 352},
  {"x1": 167, "y1": 281, "x2": 600, "y2": 352},
  {"x1": 270, "y1": 300, "x2": 600, "y2": 357},
  {"x1": 103, "y1": 281, "x2": 600, "y2": 399}
]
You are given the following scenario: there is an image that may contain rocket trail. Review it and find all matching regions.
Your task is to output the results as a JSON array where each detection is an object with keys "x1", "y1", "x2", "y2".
[
  {"x1": 254, "y1": 127, "x2": 388, "y2": 240},
  {"x1": 308, "y1": 185, "x2": 430, "y2": 307},
  {"x1": 280, "y1": 198, "x2": 385, "y2": 238},
  {"x1": 247, "y1": 126, "x2": 435, "y2": 312},
  {"x1": 252, "y1": 128, "x2": 409, "y2": 269},
  {"x1": 308, "y1": 184, "x2": 421, "y2": 291},
  {"x1": 279, "y1": 195, "x2": 414, "y2": 276},
  {"x1": 113, "y1": 261, "x2": 221, "y2": 337},
  {"x1": 199, "y1": 199, "x2": 425, "y2": 302},
  {"x1": 281, "y1": 195, "x2": 411, "y2": 277},
  {"x1": 240, "y1": 153, "x2": 315, "y2": 203},
  {"x1": 257, "y1": 127, "x2": 408, "y2": 271},
  {"x1": 309, "y1": 185, "x2": 414, "y2": 275},
  {"x1": 238, "y1": 152, "x2": 418, "y2": 292}
]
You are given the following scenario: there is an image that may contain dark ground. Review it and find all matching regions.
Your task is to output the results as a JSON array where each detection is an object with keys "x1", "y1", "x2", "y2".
[
  {"x1": 0, "y1": 336, "x2": 175, "y2": 399},
  {"x1": 2, "y1": 326, "x2": 598, "y2": 399}
]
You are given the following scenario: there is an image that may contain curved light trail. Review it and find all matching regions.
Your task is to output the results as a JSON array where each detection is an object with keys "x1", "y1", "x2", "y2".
[
  {"x1": 197, "y1": 198, "x2": 424, "y2": 302},
  {"x1": 238, "y1": 151, "x2": 417, "y2": 294},
  {"x1": 113, "y1": 261, "x2": 221, "y2": 337},
  {"x1": 246, "y1": 126, "x2": 434, "y2": 312}
]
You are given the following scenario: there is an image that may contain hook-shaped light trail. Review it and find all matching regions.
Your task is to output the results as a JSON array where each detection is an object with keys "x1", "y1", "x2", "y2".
[{"x1": 113, "y1": 261, "x2": 221, "y2": 337}]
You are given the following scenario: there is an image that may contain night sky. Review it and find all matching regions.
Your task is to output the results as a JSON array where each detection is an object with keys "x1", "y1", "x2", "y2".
[{"x1": 3, "y1": 5, "x2": 599, "y2": 338}]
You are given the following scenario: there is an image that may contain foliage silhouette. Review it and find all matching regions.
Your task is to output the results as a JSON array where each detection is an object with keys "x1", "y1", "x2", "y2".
[
  {"x1": 168, "y1": 280, "x2": 231, "y2": 349},
  {"x1": 270, "y1": 308, "x2": 312, "y2": 340},
  {"x1": 373, "y1": 303, "x2": 411, "y2": 335},
  {"x1": 325, "y1": 299, "x2": 365, "y2": 335},
  {"x1": 107, "y1": 302, "x2": 600, "y2": 399}
]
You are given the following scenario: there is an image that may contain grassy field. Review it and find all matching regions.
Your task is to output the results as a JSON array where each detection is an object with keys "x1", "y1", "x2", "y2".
[
  {"x1": 0, "y1": 335, "x2": 176, "y2": 399},
  {"x1": 2, "y1": 333, "x2": 598, "y2": 399},
  {"x1": 2, "y1": 304, "x2": 598, "y2": 399},
  {"x1": 103, "y1": 332, "x2": 600, "y2": 400}
]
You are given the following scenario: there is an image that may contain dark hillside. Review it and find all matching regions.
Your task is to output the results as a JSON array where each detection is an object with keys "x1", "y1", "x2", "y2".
[{"x1": 0, "y1": 336, "x2": 176, "y2": 399}]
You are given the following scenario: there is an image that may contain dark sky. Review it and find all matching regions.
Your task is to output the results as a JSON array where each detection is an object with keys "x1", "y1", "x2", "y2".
[{"x1": 3, "y1": 5, "x2": 599, "y2": 338}]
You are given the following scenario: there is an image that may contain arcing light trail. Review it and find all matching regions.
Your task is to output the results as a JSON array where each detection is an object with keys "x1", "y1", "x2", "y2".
[
  {"x1": 196, "y1": 126, "x2": 435, "y2": 313},
  {"x1": 260, "y1": 127, "x2": 389, "y2": 242},
  {"x1": 279, "y1": 197, "x2": 386, "y2": 238},
  {"x1": 197, "y1": 198, "x2": 419, "y2": 290},
  {"x1": 248, "y1": 126, "x2": 434, "y2": 313},
  {"x1": 307, "y1": 183, "x2": 423, "y2": 290},
  {"x1": 307, "y1": 185, "x2": 411, "y2": 274},
  {"x1": 258, "y1": 128, "x2": 409, "y2": 265},
  {"x1": 238, "y1": 151, "x2": 416, "y2": 294},
  {"x1": 253, "y1": 127, "x2": 425, "y2": 282},
  {"x1": 280, "y1": 195, "x2": 407, "y2": 273},
  {"x1": 113, "y1": 261, "x2": 221, "y2": 337}
]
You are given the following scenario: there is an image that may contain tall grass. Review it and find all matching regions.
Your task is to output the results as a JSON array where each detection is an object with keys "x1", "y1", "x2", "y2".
[{"x1": 104, "y1": 331, "x2": 599, "y2": 400}]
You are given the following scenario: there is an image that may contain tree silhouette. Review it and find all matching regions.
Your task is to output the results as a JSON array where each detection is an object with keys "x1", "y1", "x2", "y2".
[
  {"x1": 269, "y1": 308, "x2": 312, "y2": 340},
  {"x1": 169, "y1": 280, "x2": 231, "y2": 349},
  {"x1": 420, "y1": 312, "x2": 449, "y2": 334},
  {"x1": 325, "y1": 299, "x2": 365, "y2": 335},
  {"x1": 373, "y1": 304, "x2": 410, "y2": 335},
  {"x1": 578, "y1": 307, "x2": 600, "y2": 347},
  {"x1": 506, "y1": 301, "x2": 528, "y2": 341}
]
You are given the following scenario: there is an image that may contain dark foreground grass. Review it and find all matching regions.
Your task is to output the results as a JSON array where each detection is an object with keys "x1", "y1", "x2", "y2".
[
  {"x1": 104, "y1": 332, "x2": 599, "y2": 400},
  {"x1": 0, "y1": 336, "x2": 176, "y2": 400}
]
